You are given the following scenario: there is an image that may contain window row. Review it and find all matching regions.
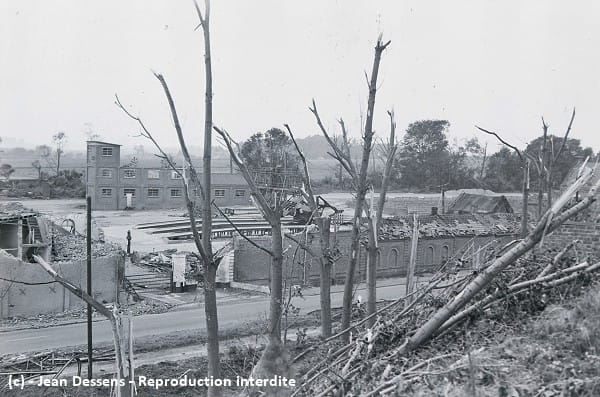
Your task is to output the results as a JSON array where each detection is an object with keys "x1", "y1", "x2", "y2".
[
  {"x1": 99, "y1": 169, "x2": 185, "y2": 180},
  {"x1": 100, "y1": 188, "x2": 246, "y2": 198}
]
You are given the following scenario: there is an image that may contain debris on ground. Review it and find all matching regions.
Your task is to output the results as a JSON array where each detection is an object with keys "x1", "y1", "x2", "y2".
[
  {"x1": 291, "y1": 240, "x2": 600, "y2": 396},
  {"x1": 51, "y1": 231, "x2": 122, "y2": 263},
  {"x1": 134, "y1": 249, "x2": 203, "y2": 280},
  {"x1": 0, "y1": 301, "x2": 173, "y2": 330}
]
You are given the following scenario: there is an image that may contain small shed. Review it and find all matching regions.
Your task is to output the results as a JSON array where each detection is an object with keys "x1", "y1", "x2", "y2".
[{"x1": 447, "y1": 193, "x2": 513, "y2": 215}]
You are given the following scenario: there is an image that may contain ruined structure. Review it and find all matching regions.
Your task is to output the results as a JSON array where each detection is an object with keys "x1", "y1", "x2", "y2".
[
  {"x1": 446, "y1": 192, "x2": 513, "y2": 214},
  {"x1": 0, "y1": 204, "x2": 50, "y2": 262},
  {"x1": 0, "y1": 203, "x2": 124, "y2": 318},
  {"x1": 233, "y1": 213, "x2": 521, "y2": 285},
  {"x1": 86, "y1": 140, "x2": 251, "y2": 210}
]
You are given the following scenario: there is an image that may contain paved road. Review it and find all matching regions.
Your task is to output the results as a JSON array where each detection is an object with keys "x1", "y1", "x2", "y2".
[{"x1": 0, "y1": 283, "x2": 406, "y2": 355}]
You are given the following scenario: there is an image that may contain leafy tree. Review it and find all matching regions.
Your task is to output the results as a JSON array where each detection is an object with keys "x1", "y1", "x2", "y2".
[
  {"x1": 484, "y1": 147, "x2": 523, "y2": 191},
  {"x1": 0, "y1": 163, "x2": 15, "y2": 181},
  {"x1": 241, "y1": 128, "x2": 299, "y2": 170},
  {"x1": 241, "y1": 128, "x2": 301, "y2": 189},
  {"x1": 525, "y1": 136, "x2": 593, "y2": 191},
  {"x1": 52, "y1": 132, "x2": 67, "y2": 175},
  {"x1": 31, "y1": 160, "x2": 45, "y2": 186},
  {"x1": 396, "y1": 120, "x2": 450, "y2": 190}
]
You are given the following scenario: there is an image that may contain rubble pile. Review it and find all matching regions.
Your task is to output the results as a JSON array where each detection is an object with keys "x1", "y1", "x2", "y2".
[
  {"x1": 135, "y1": 249, "x2": 202, "y2": 278},
  {"x1": 378, "y1": 213, "x2": 521, "y2": 240},
  {"x1": 51, "y1": 231, "x2": 122, "y2": 263}
]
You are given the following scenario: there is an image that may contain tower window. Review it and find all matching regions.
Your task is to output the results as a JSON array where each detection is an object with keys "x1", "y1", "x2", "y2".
[
  {"x1": 100, "y1": 169, "x2": 112, "y2": 178},
  {"x1": 101, "y1": 147, "x2": 113, "y2": 156},
  {"x1": 123, "y1": 169, "x2": 136, "y2": 178},
  {"x1": 101, "y1": 188, "x2": 112, "y2": 197}
]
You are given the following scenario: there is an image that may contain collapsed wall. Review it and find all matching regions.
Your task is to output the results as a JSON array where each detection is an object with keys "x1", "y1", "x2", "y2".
[{"x1": 0, "y1": 224, "x2": 124, "y2": 319}]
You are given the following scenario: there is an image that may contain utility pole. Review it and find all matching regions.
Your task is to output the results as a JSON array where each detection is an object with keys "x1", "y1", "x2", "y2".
[{"x1": 86, "y1": 196, "x2": 93, "y2": 379}]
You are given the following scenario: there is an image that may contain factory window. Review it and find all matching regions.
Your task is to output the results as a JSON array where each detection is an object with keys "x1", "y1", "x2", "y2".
[
  {"x1": 101, "y1": 147, "x2": 113, "y2": 156},
  {"x1": 123, "y1": 169, "x2": 136, "y2": 178},
  {"x1": 171, "y1": 170, "x2": 182, "y2": 179},
  {"x1": 147, "y1": 170, "x2": 160, "y2": 179},
  {"x1": 123, "y1": 188, "x2": 136, "y2": 197},
  {"x1": 214, "y1": 189, "x2": 226, "y2": 198},
  {"x1": 170, "y1": 189, "x2": 183, "y2": 198},
  {"x1": 234, "y1": 189, "x2": 245, "y2": 197},
  {"x1": 147, "y1": 188, "x2": 160, "y2": 198},
  {"x1": 100, "y1": 169, "x2": 112, "y2": 178},
  {"x1": 101, "y1": 188, "x2": 112, "y2": 197}
]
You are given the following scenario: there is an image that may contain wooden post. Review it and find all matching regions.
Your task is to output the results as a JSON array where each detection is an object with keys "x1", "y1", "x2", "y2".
[
  {"x1": 86, "y1": 196, "x2": 93, "y2": 379},
  {"x1": 406, "y1": 214, "x2": 419, "y2": 305},
  {"x1": 128, "y1": 316, "x2": 135, "y2": 396},
  {"x1": 17, "y1": 218, "x2": 23, "y2": 260}
]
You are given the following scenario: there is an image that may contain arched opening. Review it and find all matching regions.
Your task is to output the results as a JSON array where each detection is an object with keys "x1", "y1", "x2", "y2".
[
  {"x1": 388, "y1": 248, "x2": 399, "y2": 268},
  {"x1": 441, "y1": 245, "x2": 449, "y2": 263},
  {"x1": 425, "y1": 246, "x2": 434, "y2": 265}
]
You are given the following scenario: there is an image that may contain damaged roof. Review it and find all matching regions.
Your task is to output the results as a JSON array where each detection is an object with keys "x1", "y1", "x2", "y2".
[
  {"x1": 0, "y1": 202, "x2": 37, "y2": 222},
  {"x1": 378, "y1": 213, "x2": 520, "y2": 241},
  {"x1": 447, "y1": 193, "x2": 513, "y2": 214}
]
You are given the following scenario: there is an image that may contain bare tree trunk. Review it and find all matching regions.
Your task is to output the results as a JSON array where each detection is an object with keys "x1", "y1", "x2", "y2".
[
  {"x1": 406, "y1": 214, "x2": 419, "y2": 305},
  {"x1": 366, "y1": 216, "x2": 378, "y2": 327},
  {"x1": 340, "y1": 37, "x2": 390, "y2": 342},
  {"x1": 538, "y1": 120, "x2": 548, "y2": 218},
  {"x1": 521, "y1": 160, "x2": 530, "y2": 238},
  {"x1": 479, "y1": 143, "x2": 487, "y2": 180},
  {"x1": 365, "y1": 110, "x2": 397, "y2": 327},
  {"x1": 317, "y1": 216, "x2": 332, "y2": 337},
  {"x1": 194, "y1": 1, "x2": 220, "y2": 390},
  {"x1": 270, "y1": 220, "x2": 284, "y2": 342}
]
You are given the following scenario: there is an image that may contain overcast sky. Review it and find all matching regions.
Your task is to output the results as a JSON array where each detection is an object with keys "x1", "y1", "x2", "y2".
[{"x1": 1, "y1": 0, "x2": 599, "y2": 154}]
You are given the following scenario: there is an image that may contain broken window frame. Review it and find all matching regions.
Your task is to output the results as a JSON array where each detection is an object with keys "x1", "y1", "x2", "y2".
[{"x1": 123, "y1": 169, "x2": 136, "y2": 179}]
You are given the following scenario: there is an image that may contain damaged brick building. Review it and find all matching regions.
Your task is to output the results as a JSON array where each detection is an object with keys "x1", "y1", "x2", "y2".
[
  {"x1": 0, "y1": 203, "x2": 124, "y2": 318},
  {"x1": 232, "y1": 213, "x2": 521, "y2": 286}
]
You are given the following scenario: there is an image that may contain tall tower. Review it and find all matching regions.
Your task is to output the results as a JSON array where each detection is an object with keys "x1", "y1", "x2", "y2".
[{"x1": 86, "y1": 141, "x2": 121, "y2": 210}]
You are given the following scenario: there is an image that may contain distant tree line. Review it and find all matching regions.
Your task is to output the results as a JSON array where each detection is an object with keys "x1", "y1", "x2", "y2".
[{"x1": 274, "y1": 120, "x2": 594, "y2": 193}]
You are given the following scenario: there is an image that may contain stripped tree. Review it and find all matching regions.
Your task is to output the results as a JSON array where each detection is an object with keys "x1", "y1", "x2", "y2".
[
  {"x1": 214, "y1": 126, "x2": 300, "y2": 395},
  {"x1": 310, "y1": 35, "x2": 390, "y2": 342},
  {"x1": 535, "y1": 109, "x2": 576, "y2": 210},
  {"x1": 365, "y1": 110, "x2": 398, "y2": 326},
  {"x1": 285, "y1": 124, "x2": 337, "y2": 337},
  {"x1": 116, "y1": 2, "x2": 223, "y2": 395},
  {"x1": 475, "y1": 126, "x2": 531, "y2": 237}
]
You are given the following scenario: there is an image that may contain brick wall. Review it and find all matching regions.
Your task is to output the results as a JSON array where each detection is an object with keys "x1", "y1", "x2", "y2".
[
  {"x1": 545, "y1": 221, "x2": 600, "y2": 260},
  {"x1": 233, "y1": 229, "x2": 517, "y2": 286}
]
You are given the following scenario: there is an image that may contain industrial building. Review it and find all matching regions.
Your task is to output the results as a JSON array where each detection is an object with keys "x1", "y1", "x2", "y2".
[{"x1": 86, "y1": 141, "x2": 251, "y2": 210}]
